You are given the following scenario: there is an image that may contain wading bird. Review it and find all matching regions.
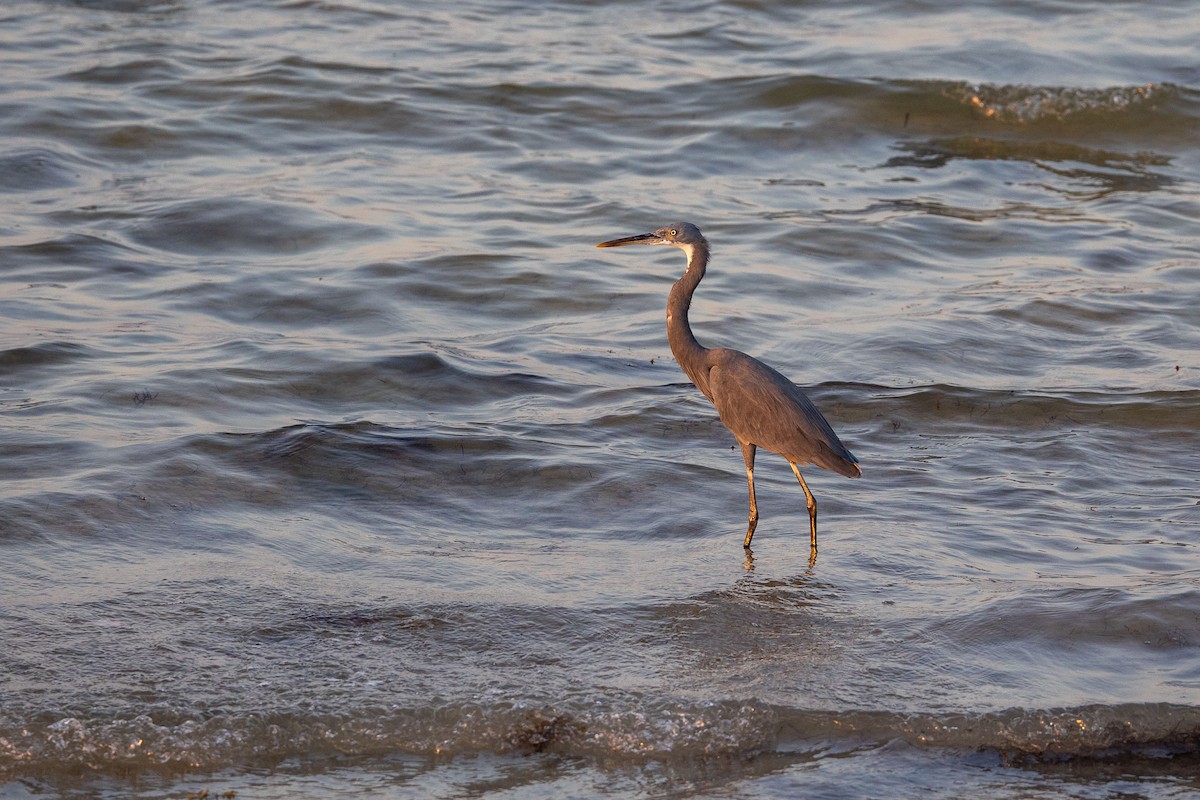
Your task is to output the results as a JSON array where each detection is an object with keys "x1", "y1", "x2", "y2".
[{"x1": 596, "y1": 222, "x2": 860, "y2": 553}]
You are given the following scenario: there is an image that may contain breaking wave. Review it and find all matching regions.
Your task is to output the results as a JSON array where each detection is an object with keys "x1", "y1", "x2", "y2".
[{"x1": 4, "y1": 701, "x2": 1199, "y2": 779}]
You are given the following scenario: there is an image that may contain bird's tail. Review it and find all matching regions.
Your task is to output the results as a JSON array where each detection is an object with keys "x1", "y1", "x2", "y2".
[{"x1": 814, "y1": 441, "x2": 862, "y2": 479}]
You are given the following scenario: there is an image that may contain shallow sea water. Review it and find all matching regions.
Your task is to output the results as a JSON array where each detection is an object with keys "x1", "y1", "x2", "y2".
[{"x1": 2, "y1": 0, "x2": 1199, "y2": 798}]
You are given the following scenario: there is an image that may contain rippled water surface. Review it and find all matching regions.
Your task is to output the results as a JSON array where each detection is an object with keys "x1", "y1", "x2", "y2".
[{"x1": 2, "y1": 0, "x2": 1199, "y2": 797}]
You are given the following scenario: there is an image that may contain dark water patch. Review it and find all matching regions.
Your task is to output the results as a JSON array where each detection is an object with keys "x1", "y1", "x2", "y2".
[
  {"x1": 179, "y1": 56, "x2": 461, "y2": 152},
  {"x1": 0, "y1": 436, "x2": 99, "y2": 486},
  {"x1": 6, "y1": 97, "x2": 232, "y2": 162},
  {"x1": 147, "y1": 268, "x2": 397, "y2": 333},
  {"x1": 0, "y1": 488, "x2": 169, "y2": 544},
  {"x1": 93, "y1": 122, "x2": 187, "y2": 157},
  {"x1": 381, "y1": 252, "x2": 598, "y2": 318},
  {"x1": 1, "y1": 234, "x2": 154, "y2": 283},
  {"x1": 995, "y1": 292, "x2": 1164, "y2": 334},
  {"x1": 7, "y1": 418, "x2": 606, "y2": 542},
  {"x1": 219, "y1": 90, "x2": 434, "y2": 150},
  {"x1": 160, "y1": 349, "x2": 568, "y2": 416},
  {"x1": 127, "y1": 198, "x2": 386, "y2": 256},
  {"x1": 913, "y1": 587, "x2": 1200, "y2": 703},
  {"x1": 215, "y1": 421, "x2": 605, "y2": 515},
  {"x1": 933, "y1": 586, "x2": 1200, "y2": 653},
  {"x1": 0, "y1": 405, "x2": 751, "y2": 552},
  {"x1": 885, "y1": 136, "x2": 1173, "y2": 189},
  {"x1": 0, "y1": 341, "x2": 95, "y2": 373},
  {"x1": 273, "y1": 604, "x2": 457, "y2": 637},
  {"x1": 48, "y1": 340, "x2": 585, "y2": 441},
  {"x1": 368, "y1": 351, "x2": 563, "y2": 405},
  {"x1": 861, "y1": 385, "x2": 1199, "y2": 433},
  {"x1": 63, "y1": 58, "x2": 183, "y2": 86},
  {"x1": 0, "y1": 147, "x2": 84, "y2": 192},
  {"x1": 50, "y1": 0, "x2": 182, "y2": 12}
]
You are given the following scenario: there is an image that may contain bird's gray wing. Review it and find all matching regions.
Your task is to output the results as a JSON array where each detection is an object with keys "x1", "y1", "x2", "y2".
[{"x1": 707, "y1": 350, "x2": 860, "y2": 477}]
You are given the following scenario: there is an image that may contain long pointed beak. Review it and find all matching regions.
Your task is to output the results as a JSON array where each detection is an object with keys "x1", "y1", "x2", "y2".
[{"x1": 596, "y1": 232, "x2": 658, "y2": 248}]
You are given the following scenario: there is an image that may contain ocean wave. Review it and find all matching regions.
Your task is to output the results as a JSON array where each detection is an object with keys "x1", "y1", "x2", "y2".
[
  {"x1": 940, "y1": 82, "x2": 1169, "y2": 124},
  {"x1": 3, "y1": 700, "x2": 1198, "y2": 779}
]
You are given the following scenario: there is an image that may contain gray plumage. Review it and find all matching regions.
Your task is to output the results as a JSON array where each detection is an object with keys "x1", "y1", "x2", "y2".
[{"x1": 596, "y1": 222, "x2": 860, "y2": 551}]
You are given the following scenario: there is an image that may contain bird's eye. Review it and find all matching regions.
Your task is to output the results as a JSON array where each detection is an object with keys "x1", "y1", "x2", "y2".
[{"x1": 668, "y1": 229, "x2": 677, "y2": 236}]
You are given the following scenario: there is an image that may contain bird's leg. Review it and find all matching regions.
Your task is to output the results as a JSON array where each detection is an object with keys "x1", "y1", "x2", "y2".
[
  {"x1": 740, "y1": 441, "x2": 758, "y2": 548},
  {"x1": 789, "y1": 462, "x2": 818, "y2": 550}
]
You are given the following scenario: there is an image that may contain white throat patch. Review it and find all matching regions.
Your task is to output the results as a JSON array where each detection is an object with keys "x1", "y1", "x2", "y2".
[{"x1": 679, "y1": 242, "x2": 696, "y2": 268}]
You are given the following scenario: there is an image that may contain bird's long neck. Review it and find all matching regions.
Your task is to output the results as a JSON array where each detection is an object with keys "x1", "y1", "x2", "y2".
[{"x1": 667, "y1": 240, "x2": 713, "y2": 400}]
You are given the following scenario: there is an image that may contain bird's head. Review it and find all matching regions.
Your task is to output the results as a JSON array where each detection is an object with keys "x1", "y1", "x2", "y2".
[{"x1": 596, "y1": 222, "x2": 706, "y2": 250}]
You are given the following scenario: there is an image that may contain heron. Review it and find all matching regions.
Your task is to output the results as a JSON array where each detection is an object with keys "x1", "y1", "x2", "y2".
[{"x1": 596, "y1": 222, "x2": 861, "y2": 552}]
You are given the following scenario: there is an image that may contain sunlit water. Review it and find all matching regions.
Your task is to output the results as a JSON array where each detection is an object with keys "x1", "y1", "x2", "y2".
[{"x1": 2, "y1": 1, "x2": 1199, "y2": 798}]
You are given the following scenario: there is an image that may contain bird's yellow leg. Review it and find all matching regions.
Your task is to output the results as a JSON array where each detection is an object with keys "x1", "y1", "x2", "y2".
[
  {"x1": 789, "y1": 463, "x2": 818, "y2": 550},
  {"x1": 740, "y1": 441, "x2": 758, "y2": 548}
]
